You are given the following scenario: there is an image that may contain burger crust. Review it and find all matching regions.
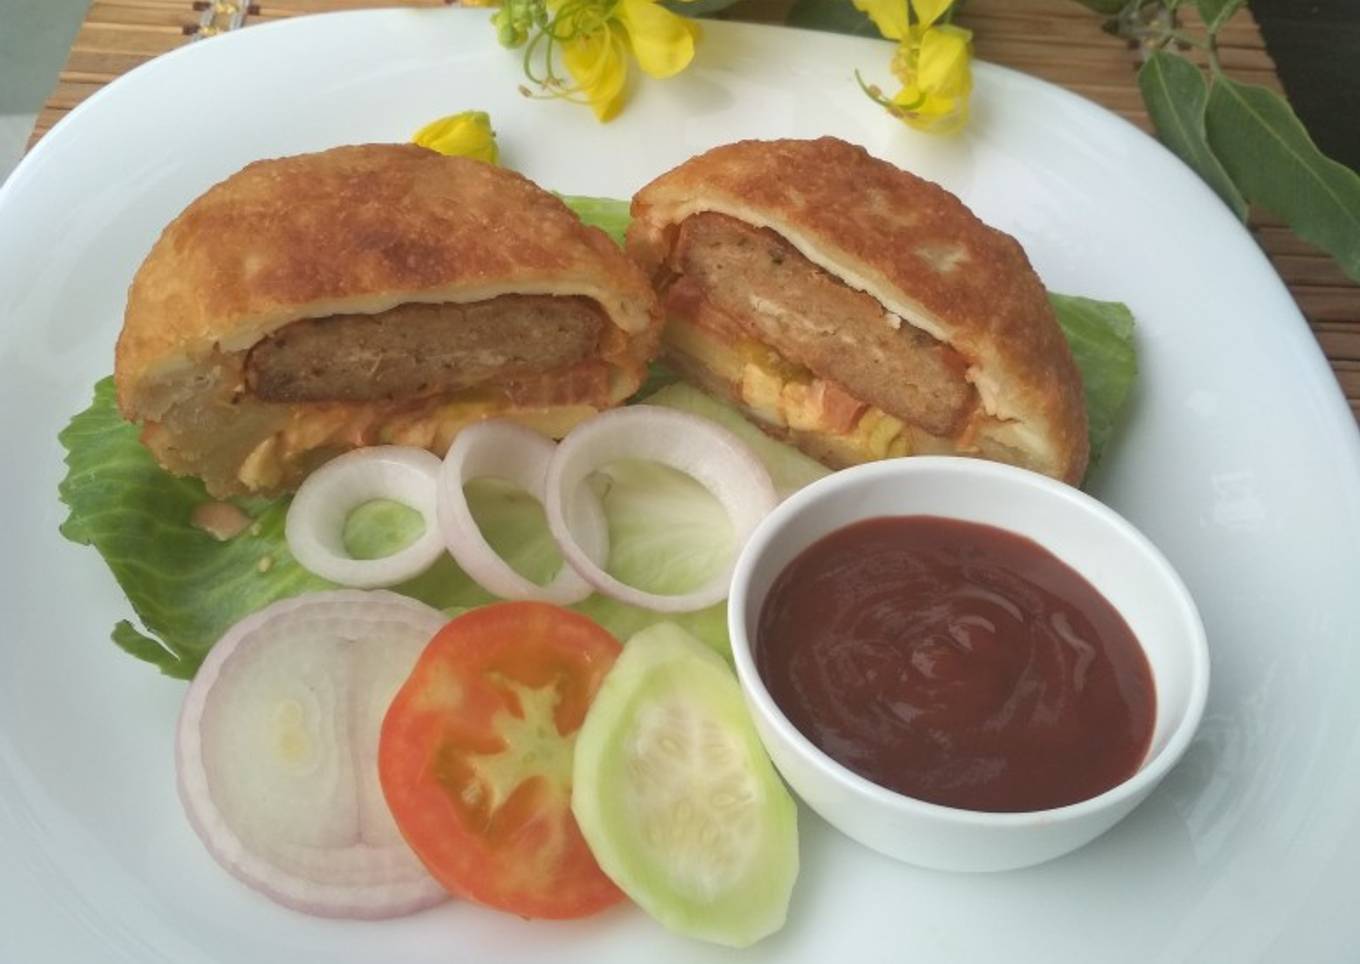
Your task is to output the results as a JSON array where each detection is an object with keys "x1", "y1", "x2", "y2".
[
  {"x1": 627, "y1": 136, "x2": 1089, "y2": 484},
  {"x1": 114, "y1": 144, "x2": 661, "y2": 495}
]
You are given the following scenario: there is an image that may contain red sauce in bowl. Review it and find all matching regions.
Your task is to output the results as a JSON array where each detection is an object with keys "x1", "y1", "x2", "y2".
[{"x1": 755, "y1": 516, "x2": 1155, "y2": 813}]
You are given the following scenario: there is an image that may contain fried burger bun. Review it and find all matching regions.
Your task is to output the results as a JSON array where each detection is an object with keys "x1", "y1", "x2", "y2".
[
  {"x1": 115, "y1": 143, "x2": 662, "y2": 496},
  {"x1": 627, "y1": 137, "x2": 1089, "y2": 484}
]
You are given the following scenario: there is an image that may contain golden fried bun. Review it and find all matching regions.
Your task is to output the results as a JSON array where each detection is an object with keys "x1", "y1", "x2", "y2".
[
  {"x1": 627, "y1": 137, "x2": 1088, "y2": 484},
  {"x1": 115, "y1": 144, "x2": 662, "y2": 496}
]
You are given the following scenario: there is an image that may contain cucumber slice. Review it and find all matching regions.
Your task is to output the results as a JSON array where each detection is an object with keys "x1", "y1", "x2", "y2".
[{"x1": 572, "y1": 623, "x2": 799, "y2": 947}]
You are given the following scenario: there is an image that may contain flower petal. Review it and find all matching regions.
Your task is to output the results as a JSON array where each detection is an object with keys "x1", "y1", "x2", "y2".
[
  {"x1": 851, "y1": 0, "x2": 909, "y2": 41},
  {"x1": 891, "y1": 84, "x2": 926, "y2": 112},
  {"x1": 616, "y1": 0, "x2": 698, "y2": 79},
  {"x1": 411, "y1": 111, "x2": 499, "y2": 164},
  {"x1": 917, "y1": 24, "x2": 972, "y2": 98},
  {"x1": 892, "y1": 87, "x2": 968, "y2": 133},
  {"x1": 561, "y1": 23, "x2": 629, "y2": 121}
]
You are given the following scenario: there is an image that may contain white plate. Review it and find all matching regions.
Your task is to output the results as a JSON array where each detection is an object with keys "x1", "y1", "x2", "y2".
[{"x1": 1, "y1": 9, "x2": 1358, "y2": 962}]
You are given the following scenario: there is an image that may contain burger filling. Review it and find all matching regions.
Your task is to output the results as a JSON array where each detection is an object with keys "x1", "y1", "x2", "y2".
[
  {"x1": 145, "y1": 294, "x2": 645, "y2": 494},
  {"x1": 659, "y1": 213, "x2": 979, "y2": 463},
  {"x1": 245, "y1": 295, "x2": 611, "y2": 404}
]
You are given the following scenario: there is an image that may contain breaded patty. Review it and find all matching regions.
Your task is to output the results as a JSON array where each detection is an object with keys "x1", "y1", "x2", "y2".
[
  {"x1": 245, "y1": 295, "x2": 605, "y2": 403},
  {"x1": 113, "y1": 144, "x2": 664, "y2": 496},
  {"x1": 627, "y1": 137, "x2": 1089, "y2": 484},
  {"x1": 668, "y1": 213, "x2": 974, "y2": 437}
]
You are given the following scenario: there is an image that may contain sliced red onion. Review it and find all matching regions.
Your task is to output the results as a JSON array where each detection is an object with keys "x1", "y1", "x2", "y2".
[
  {"x1": 436, "y1": 420, "x2": 608, "y2": 605},
  {"x1": 544, "y1": 406, "x2": 777, "y2": 613},
  {"x1": 176, "y1": 590, "x2": 449, "y2": 918},
  {"x1": 285, "y1": 447, "x2": 444, "y2": 588}
]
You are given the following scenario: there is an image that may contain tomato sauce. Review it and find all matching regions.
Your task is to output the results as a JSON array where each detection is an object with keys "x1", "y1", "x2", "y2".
[{"x1": 756, "y1": 516, "x2": 1155, "y2": 813}]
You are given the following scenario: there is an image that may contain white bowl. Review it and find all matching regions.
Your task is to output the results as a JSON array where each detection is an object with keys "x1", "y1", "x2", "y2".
[{"x1": 728, "y1": 457, "x2": 1210, "y2": 873}]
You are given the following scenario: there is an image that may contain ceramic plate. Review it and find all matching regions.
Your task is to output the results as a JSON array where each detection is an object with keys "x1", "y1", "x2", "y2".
[{"x1": 1, "y1": 9, "x2": 1357, "y2": 962}]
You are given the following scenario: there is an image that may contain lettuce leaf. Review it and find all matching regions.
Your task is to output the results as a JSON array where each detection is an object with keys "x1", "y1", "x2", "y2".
[
  {"x1": 58, "y1": 197, "x2": 1137, "y2": 678},
  {"x1": 58, "y1": 381, "x2": 744, "y2": 676},
  {"x1": 57, "y1": 379, "x2": 481, "y2": 677},
  {"x1": 58, "y1": 380, "x2": 329, "y2": 678},
  {"x1": 1048, "y1": 293, "x2": 1137, "y2": 464},
  {"x1": 559, "y1": 194, "x2": 632, "y2": 247}
]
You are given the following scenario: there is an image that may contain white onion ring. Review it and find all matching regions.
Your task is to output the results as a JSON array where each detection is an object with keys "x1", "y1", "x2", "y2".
[
  {"x1": 545, "y1": 406, "x2": 777, "y2": 613},
  {"x1": 437, "y1": 420, "x2": 608, "y2": 604},
  {"x1": 285, "y1": 447, "x2": 444, "y2": 589},
  {"x1": 176, "y1": 590, "x2": 449, "y2": 918}
]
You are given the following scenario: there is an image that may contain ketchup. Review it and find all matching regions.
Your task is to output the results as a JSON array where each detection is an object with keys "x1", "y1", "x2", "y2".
[{"x1": 756, "y1": 516, "x2": 1155, "y2": 813}]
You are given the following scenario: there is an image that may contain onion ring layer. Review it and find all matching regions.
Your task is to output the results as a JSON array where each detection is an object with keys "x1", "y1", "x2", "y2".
[
  {"x1": 176, "y1": 590, "x2": 449, "y2": 918},
  {"x1": 544, "y1": 406, "x2": 777, "y2": 613},
  {"x1": 437, "y1": 420, "x2": 608, "y2": 605},
  {"x1": 285, "y1": 447, "x2": 444, "y2": 588}
]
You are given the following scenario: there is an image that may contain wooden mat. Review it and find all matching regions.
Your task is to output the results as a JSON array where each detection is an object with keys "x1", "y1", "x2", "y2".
[{"x1": 25, "y1": 0, "x2": 1360, "y2": 423}]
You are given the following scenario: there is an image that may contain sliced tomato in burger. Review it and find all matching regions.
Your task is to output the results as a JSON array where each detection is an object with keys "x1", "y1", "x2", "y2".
[{"x1": 378, "y1": 602, "x2": 624, "y2": 919}]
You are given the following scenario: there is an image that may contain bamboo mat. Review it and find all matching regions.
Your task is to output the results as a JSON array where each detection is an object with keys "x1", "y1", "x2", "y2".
[{"x1": 23, "y1": 0, "x2": 1360, "y2": 423}]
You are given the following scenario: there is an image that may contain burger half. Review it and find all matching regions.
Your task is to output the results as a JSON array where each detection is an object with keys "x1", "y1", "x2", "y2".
[
  {"x1": 116, "y1": 144, "x2": 661, "y2": 496},
  {"x1": 627, "y1": 137, "x2": 1089, "y2": 484}
]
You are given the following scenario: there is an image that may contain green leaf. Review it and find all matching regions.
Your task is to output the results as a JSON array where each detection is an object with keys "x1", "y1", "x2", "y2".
[
  {"x1": 57, "y1": 379, "x2": 333, "y2": 676},
  {"x1": 56, "y1": 381, "x2": 519, "y2": 674},
  {"x1": 786, "y1": 0, "x2": 881, "y2": 37},
  {"x1": 558, "y1": 194, "x2": 631, "y2": 246},
  {"x1": 1195, "y1": 0, "x2": 1243, "y2": 31},
  {"x1": 57, "y1": 381, "x2": 747, "y2": 674},
  {"x1": 1049, "y1": 293, "x2": 1138, "y2": 466},
  {"x1": 578, "y1": 458, "x2": 734, "y2": 657},
  {"x1": 111, "y1": 620, "x2": 194, "y2": 680},
  {"x1": 1205, "y1": 76, "x2": 1360, "y2": 283},
  {"x1": 1137, "y1": 50, "x2": 1247, "y2": 220}
]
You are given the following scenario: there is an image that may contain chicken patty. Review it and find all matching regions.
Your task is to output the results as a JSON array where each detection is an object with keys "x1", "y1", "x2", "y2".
[
  {"x1": 666, "y1": 213, "x2": 975, "y2": 437},
  {"x1": 245, "y1": 295, "x2": 606, "y2": 403}
]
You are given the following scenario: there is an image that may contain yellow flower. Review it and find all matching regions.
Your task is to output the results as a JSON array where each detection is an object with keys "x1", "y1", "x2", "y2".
[
  {"x1": 552, "y1": 6, "x2": 629, "y2": 121},
  {"x1": 411, "y1": 111, "x2": 499, "y2": 164},
  {"x1": 890, "y1": 22, "x2": 972, "y2": 133},
  {"x1": 852, "y1": 0, "x2": 971, "y2": 133},
  {"x1": 852, "y1": 0, "x2": 908, "y2": 41},
  {"x1": 549, "y1": 0, "x2": 699, "y2": 121},
  {"x1": 617, "y1": 0, "x2": 699, "y2": 79}
]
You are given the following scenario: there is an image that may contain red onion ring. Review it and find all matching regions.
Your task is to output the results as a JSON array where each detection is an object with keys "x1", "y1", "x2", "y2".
[
  {"x1": 176, "y1": 590, "x2": 449, "y2": 918},
  {"x1": 544, "y1": 406, "x2": 777, "y2": 613},
  {"x1": 437, "y1": 420, "x2": 608, "y2": 604}
]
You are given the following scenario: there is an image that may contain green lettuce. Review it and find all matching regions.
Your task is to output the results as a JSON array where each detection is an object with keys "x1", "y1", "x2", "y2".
[
  {"x1": 58, "y1": 381, "x2": 745, "y2": 677},
  {"x1": 59, "y1": 381, "x2": 325, "y2": 679},
  {"x1": 559, "y1": 194, "x2": 632, "y2": 247},
  {"x1": 58, "y1": 197, "x2": 1137, "y2": 678},
  {"x1": 1048, "y1": 292, "x2": 1137, "y2": 464}
]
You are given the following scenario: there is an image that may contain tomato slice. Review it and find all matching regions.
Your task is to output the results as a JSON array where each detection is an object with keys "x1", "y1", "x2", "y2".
[{"x1": 378, "y1": 602, "x2": 624, "y2": 919}]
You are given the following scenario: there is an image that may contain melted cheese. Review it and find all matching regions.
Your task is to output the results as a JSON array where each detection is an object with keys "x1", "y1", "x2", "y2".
[{"x1": 666, "y1": 317, "x2": 909, "y2": 462}]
